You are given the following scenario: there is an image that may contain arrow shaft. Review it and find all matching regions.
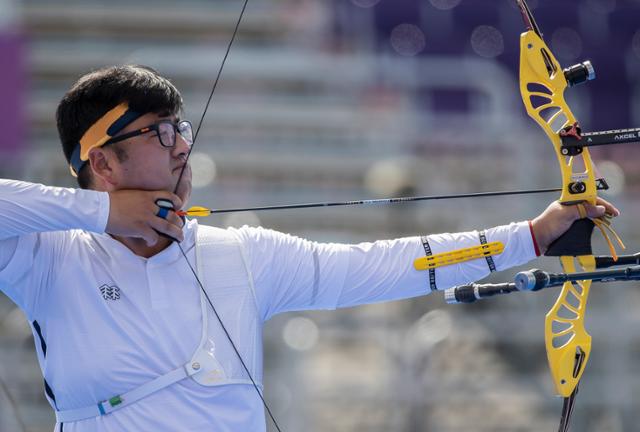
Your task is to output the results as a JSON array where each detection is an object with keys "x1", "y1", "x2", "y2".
[{"x1": 195, "y1": 187, "x2": 562, "y2": 215}]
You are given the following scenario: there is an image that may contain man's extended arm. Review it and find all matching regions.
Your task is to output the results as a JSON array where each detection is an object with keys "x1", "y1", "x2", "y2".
[
  {"x1": 233, "y1": 198, "x2": 620, "y2": 320},
  {"x1": 232, "y1": 222, "x2": 533, "y2": 320}
]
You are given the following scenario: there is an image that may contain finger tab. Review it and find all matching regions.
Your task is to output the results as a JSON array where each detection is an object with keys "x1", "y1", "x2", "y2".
[{"x1": 155, "y1": 199, "x2": 175, "y2": 210}]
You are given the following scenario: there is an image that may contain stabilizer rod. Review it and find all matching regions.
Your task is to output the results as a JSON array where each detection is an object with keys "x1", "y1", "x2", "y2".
[{"x1": 444, "y1": 262, "x2": 640, "y2": 304}]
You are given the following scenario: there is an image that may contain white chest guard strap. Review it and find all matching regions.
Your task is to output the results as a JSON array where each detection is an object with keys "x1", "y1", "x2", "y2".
[
  {"x1": 55, "y1": 363, "x2": 199, "y2": 423},
  {"x1": 55, "y1": 225, "x2": 261, "y2": 423}
]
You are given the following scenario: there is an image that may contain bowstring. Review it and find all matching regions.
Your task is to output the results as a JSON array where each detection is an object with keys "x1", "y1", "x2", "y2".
[{"x1": 171, "y1": 1, "x2": 283, "y2": 431}]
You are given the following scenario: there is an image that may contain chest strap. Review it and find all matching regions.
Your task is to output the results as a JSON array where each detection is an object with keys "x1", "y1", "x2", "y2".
[{"x1": 55, "y1": 361, "x2": 202, "y2": 423}]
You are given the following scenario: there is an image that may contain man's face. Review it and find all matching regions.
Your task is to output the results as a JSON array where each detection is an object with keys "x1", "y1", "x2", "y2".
[{"x1": 100, "y1": 112, "x2": 193, "y2": 204}]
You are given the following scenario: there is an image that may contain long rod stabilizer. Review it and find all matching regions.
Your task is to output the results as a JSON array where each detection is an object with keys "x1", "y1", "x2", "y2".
[{"x1": 444, "y1": 259, "x2": 640, "y2": 304}]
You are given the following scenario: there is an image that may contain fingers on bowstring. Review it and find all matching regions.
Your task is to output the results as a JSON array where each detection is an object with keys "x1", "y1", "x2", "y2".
[{"x1": 151, "y1": 201, "x2": 185, "y2": 243}]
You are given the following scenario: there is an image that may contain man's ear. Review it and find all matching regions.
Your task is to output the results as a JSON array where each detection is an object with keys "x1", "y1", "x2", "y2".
[{"x1": 87, "y1": 148, "x2": 117, "y2": 187}]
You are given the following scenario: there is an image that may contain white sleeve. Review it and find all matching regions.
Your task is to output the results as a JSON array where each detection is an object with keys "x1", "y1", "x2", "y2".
[
  {"x1": 0, "y1": 179, "x2": 109, "y2": 316},
  {"x1": 233, "y1": 222, "x2": 536, "y2": 320},
  {"x1": 231, "y1": 226, "x2": 351, "y2": 320},
  {"x1": 416, "y1": 221, "x2": 537, "y2": 292},
  {"x1": 0, "y1": 179, "x2": 110, "y2": 240},
  {"x1": 0, "y1": 232, "x2": 62, "y2": 318}
]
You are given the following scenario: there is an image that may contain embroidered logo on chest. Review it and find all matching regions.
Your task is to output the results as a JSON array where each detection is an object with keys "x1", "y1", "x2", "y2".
[{"x1": 99, "y1": 284, "x2": 121, "y2": 301}]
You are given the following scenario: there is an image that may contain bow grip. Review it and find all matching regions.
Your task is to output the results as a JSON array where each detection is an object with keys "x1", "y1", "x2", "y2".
[{"x1": 545, "y1": 218, "x2": 595, "y2": 257}]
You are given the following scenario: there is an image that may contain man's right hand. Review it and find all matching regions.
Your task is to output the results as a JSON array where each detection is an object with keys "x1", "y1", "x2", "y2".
[{"x1": 106, "y1": 190, "x2": 184, "y2": 246}]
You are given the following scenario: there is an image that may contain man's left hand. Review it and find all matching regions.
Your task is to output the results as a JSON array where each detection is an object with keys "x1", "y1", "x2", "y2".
[{"x1": 530, "y1": 198, "x2": 620, "y2": 254}]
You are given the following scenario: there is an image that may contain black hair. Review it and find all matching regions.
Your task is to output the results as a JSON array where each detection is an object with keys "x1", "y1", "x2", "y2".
[{"x1": 56, "y1": 65, "x2": 183, "y2": 188}]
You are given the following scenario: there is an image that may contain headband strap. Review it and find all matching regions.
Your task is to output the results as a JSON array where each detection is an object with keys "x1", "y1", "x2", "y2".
[{"x1": 69, "y1": 103, "x2": 142, "y2": 177}]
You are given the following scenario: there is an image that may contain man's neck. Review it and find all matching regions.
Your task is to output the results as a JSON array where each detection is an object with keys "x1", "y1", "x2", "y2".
[{"x1": 113, "y1": 235, "x2": 174, "y2": 258}]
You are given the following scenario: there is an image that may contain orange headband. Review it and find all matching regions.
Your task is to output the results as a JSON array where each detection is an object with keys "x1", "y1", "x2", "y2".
[{"x1": 69, "y1": 103, "x2": 142, "y2": 176}]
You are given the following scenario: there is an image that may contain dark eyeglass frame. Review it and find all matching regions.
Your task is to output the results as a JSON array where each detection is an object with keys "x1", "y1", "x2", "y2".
[{"x1": 104, "y1": 120, "x2": 193, "y2": 148}]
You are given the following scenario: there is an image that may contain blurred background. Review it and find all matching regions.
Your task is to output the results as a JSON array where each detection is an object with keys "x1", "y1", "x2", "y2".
[{"x1": 2, "y1": 0, "x2": 640, "y2": 430}]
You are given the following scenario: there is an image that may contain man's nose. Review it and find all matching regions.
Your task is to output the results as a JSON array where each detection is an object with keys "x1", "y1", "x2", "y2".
[{"x1": 173, "y1": 133, "x2": 191, "y2": 157}]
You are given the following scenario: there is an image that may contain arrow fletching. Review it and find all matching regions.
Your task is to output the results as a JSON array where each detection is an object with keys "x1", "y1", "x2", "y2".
[{"x1": 177, "y1": 206, "x2": 212, "y2": 217}]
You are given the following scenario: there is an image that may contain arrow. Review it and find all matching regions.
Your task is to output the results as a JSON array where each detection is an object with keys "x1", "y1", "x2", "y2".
[{"x1": 176, "y1": 187, "x2": 563, "y2": 217}]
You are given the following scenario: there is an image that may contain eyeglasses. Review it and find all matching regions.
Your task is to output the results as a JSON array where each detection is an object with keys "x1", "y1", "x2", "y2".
[{"x1": 104, "y1": 120, "x2": 193, "y2": 148}]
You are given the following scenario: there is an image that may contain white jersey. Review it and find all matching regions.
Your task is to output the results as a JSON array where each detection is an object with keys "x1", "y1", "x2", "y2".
[{"x1": 0, "y1": 179, "x2": 536, "y2": 431}]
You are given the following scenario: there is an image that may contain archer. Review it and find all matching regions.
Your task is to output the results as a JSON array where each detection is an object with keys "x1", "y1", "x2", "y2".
[{"x1": 0, "y1": 64, "x2": 618, "y2": 431}]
